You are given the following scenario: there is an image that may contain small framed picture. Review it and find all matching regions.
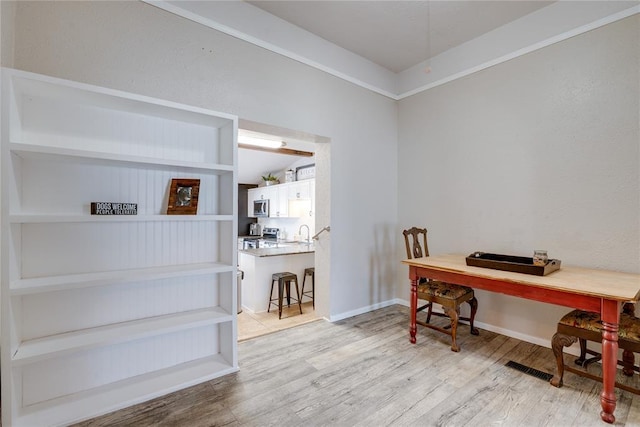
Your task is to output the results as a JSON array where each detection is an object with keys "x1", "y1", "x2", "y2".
[
  {"x1": 167, "y1": 178, "x2": 200, "y2": 215},
  {"x1": 296, "y1": 164, "x2": 315, "y2": 181}
]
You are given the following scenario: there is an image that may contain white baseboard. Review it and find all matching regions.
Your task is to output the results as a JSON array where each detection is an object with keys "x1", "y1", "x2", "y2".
[{"x1": 326, "y1": 299, "x2": 401, "y2": 322}]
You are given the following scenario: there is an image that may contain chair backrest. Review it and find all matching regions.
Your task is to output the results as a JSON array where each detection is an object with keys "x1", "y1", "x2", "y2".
[{"x1": 403, "y1": 227, "x2": 430, "y2": 259}]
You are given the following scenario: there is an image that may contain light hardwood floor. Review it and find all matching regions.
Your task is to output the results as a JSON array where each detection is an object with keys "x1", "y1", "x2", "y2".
[
  {"x1": 75, "y1": 305, "x2": 640, "y2": 426},
  {"x1": 238, "y1": 301, "x2": 320, "y2": 341}
]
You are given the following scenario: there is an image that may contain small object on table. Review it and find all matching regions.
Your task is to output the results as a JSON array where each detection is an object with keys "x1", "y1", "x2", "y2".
[
  {"x1": 465, "y1": 252, "x2": 561, "y2": 276},
  {"x1": 533, "y1": 250, "x2": 548, "y2": 266}
]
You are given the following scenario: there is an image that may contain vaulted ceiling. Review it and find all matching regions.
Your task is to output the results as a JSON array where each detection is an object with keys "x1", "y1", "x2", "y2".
[
  {"x1": 150, "y1": 1, "x2": 637, "y2": 99},
  {"x1": 248, "y1": 1, "x2": 553, "y2": 73}
]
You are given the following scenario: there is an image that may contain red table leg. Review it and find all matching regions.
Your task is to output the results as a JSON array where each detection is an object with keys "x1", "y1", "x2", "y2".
[
  {"x1": 600, "y1": 299, "x2": 621, "y2": 423},
  {"x1": 409, "y1": 267, "x2": 418, "y2": 344}
]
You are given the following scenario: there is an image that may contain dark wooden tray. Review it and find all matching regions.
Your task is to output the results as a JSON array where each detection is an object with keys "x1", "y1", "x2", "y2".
[{"x1": 465, "y1": 252, "x2": 561, "y2": 276}]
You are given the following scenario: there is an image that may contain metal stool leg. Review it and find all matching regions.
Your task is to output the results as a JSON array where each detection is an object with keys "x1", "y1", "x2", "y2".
[
  {"x1": 267, "y1": 278, "x2": 276, "y2": 313},
  {"x1": 285, "y1": 279, "x2": 291, "y2": 307},
  {"x1": 311, "y1": 271, "x2": 315, "y2": 309},
  {"x1": 278, "y1": 278, "x2": 284, "y2": 319},
  {"x1": 292, "y1": 276, "x2": 302, "y2": 314},
  {"x1": 301, "y1": 268, "x2": 315, "y2": 308},
  {"x1": 301, "y1": 273, "x2": 307, "y2": 304}
]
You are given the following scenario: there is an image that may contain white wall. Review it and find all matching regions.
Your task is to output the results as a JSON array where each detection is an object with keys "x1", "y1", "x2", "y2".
[
  {"x1": 0, "y1": 1, "x2": 15, "y2": 68},
  {"x1": 5, "y1": 1, "x2": 637, "y2": 348},
  {"x1": 5, "y1": 1, "x2": 398, "y2": 320},
  {"x1": 397, "y1": 15, "x2": 640, "y2": 346}
]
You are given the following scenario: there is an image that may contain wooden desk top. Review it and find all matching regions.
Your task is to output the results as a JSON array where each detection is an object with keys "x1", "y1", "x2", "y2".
[{"x1": 403, "y1": 253, "x2": 640, "y2": 302}]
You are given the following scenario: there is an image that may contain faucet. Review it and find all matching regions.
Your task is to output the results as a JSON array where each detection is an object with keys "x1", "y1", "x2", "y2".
[{"x1": 299, "y1": 224, "x2": 310, "y2": 243}]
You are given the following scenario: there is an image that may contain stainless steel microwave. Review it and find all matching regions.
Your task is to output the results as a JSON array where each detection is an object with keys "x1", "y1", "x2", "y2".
[{"x1": 253, "y1": 199, "x2": 269, "y2": 217}]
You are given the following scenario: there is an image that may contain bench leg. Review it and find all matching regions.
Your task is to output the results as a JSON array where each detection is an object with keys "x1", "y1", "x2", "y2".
[{"x1": 550, "y1": 332, "x2": 578, "y2": 388}]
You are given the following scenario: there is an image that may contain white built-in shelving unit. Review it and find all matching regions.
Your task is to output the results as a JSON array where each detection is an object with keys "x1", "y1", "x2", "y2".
[{"x1": 0, "y1": 68, "x2": 239, "y2": 426}]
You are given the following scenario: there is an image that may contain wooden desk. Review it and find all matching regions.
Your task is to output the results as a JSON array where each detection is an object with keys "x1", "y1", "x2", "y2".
[{"x1": 402, "y1": 254, "x2": 640, "y2": 424}]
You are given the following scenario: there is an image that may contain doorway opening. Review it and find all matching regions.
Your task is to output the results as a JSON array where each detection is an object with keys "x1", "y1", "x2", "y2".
[{"x1": 236, "y1": 119, "x2": 330, "y2": 341}]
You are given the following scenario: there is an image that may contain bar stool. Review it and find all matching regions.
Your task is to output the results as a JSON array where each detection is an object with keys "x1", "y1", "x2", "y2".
[
  {"x1": 268, "y1": 272, "x2": 302, "y2": 319},
  {"x1": 301, "y1": 267, "x2": 315, "y2": 308}
]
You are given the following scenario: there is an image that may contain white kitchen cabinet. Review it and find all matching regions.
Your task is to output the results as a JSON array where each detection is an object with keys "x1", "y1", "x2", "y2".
[
  {"x1": 247, "y1": 186, "x2": 275, "y2": 217},
  {"x1": 247, "y1": 180, "x2": 315, "y2": 219},
  {"x1": 247, "y1": 188, "x2": 258, "y2": 217},
  {"x1": 0, "y1": 68, "x2": 239, "y2": 426},
  {"x1": 248, "y1": 184, "x2": 288, "y2": 217},
  {"x1": 309, "y1": 179, "x2": 316, "y2": 218},
  {"x1": 250, "y1": 186, "x2": 273, "y2": 202},
  {"x1": 271, "y1": 184, "x2": 290, "y2": 217},
  {"x1": 288, "y1": 180, "x2": 311, "y2": 200},
  {"x1": 287, "y1": 180, "x2": 314, "y2": 218}
]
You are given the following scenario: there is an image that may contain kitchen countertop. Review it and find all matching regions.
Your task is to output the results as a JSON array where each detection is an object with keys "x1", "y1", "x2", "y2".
[{"x1": 239, "y1": 242, "x2": 315, "y2": 257}]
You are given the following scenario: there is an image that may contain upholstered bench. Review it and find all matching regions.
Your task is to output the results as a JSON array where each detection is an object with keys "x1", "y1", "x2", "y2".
[{"x1": 550, "y1": 304, "x2": 640, "y2": 394}]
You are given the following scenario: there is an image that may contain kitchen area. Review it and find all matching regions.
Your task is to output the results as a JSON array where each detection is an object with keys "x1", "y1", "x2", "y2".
[{"x1": 237, "y1": 130, "x2": 320, "y2": 340}]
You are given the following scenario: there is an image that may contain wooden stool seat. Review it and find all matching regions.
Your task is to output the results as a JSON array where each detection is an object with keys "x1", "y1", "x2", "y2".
[
  {"x1": 268, "y1": 272, "x2": 302, "y2": 319},
  {"x1": 551, "y1": 305, "x2": 640, "y2": 394},
  {"x1": 272, "y1": 272, "x2": 296, "y2": 281},
  {"x1": 301, "y1": 267, "x2": 315, "y2": 308}
]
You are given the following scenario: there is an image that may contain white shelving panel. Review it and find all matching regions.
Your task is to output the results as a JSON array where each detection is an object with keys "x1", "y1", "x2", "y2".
[{"x1": 1, "y1": 68, "x2": 239, "y2": 426}]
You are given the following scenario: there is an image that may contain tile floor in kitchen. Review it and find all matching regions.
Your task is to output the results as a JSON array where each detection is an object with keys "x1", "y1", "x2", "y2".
[{"x1": 237, "y1": 301, "x2": 320, "y2": 341}]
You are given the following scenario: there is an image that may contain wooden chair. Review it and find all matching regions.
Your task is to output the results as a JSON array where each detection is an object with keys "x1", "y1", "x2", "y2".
[
  {"x1": 403, "y1": 227, "x2": 479, "y2": 352},
  {"x1": 550, "y1": 303, "x2": 640, "y2": 394}
]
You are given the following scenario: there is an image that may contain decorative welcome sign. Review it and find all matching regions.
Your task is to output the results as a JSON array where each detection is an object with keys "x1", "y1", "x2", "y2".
[{"x1": 91, "y1": 202, "x2": 138, "y2": 215}]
